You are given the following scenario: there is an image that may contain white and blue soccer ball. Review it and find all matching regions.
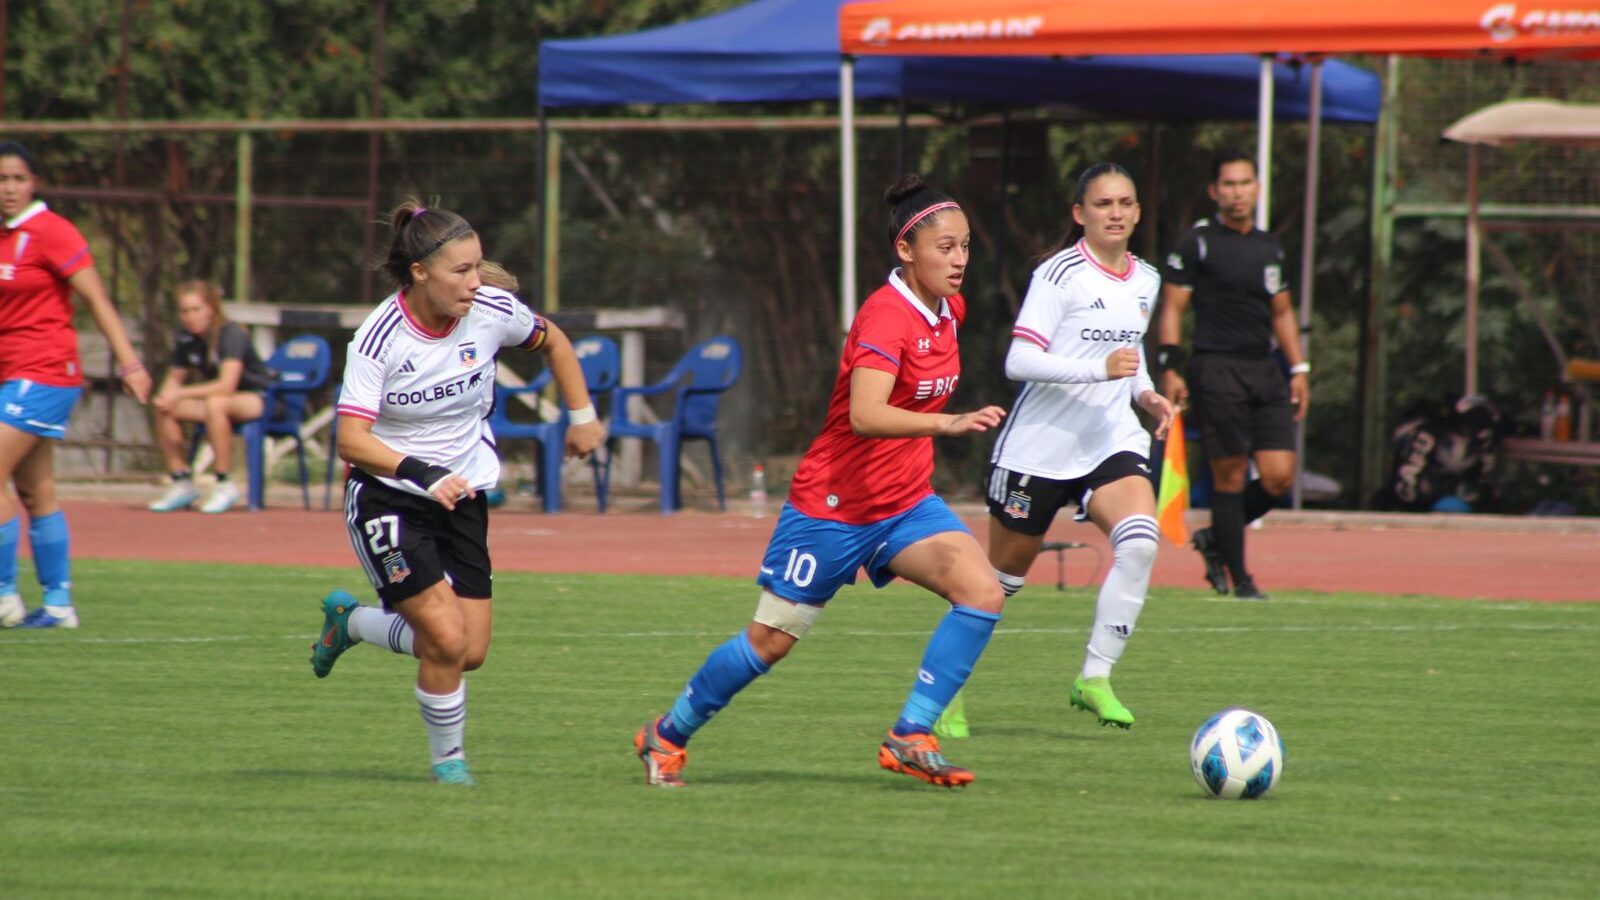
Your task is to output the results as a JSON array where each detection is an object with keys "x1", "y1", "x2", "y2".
[{"x1": 1189, "y1": 708, "x2": 1284, "y2": 799}]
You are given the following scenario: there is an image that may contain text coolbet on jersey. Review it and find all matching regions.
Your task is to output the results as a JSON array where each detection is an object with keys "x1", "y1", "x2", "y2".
[
  {"x1": 991, "y1": 240, "x2": 1160, "y2": 481},
  {"x1": 336, "y1": 285, "x2": 546, "y2": 498}
]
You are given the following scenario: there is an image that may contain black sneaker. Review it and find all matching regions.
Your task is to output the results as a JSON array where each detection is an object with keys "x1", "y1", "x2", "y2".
[
  {"x1": 1233, "y1": 578, "x2": 1270, "y2": 601},
  {"x1": 1191, "y1": 528, "x2": 1230, "y2": 595}
]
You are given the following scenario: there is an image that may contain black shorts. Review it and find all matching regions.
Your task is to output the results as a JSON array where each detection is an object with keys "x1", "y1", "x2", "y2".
[
  {"x1": 1187, "y1": 353, "x2": 1296, "y2": 458},
  {"x1": 342, "y1": 468, "x2": 492, "y2": 607},
  {"x1": 986, "y1": 451, "x2": 1152, "y2": 537}
]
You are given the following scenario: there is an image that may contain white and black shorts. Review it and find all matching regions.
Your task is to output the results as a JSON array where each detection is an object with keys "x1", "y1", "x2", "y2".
[
  {"x1": 342, "y1": 467, "x2": 492, "y2": 607},
  {"x1": 986, "y1": 452, "x2": 1152, "y2": 537}
]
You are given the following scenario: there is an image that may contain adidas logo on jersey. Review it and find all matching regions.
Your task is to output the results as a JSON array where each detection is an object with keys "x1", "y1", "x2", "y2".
[
  {"x1": 398, "y1": 359, "x2": 416, "y2": 374},
  {"x1": 1089, "y1": 298, "x2": 1106, "y2": 310}
]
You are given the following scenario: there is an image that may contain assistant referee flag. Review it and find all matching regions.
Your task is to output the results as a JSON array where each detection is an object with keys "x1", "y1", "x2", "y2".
[{"x1": 1156, "y1": 413, "x2": 1189, "y2": 545}]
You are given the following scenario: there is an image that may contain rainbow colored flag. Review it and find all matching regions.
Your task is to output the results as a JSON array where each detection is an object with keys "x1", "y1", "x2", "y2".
[{"x1": 1156, "y1": 413, "x2": 1190, "y2": 546}]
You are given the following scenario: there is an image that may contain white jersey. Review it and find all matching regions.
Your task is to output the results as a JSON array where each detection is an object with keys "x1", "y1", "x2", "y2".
[
  {"x1": 990, "y1": 240, "x2": 1160, "y2": 481},
  {"x1": 336, "y1": 285, "x2": 548, "y2": 497}
]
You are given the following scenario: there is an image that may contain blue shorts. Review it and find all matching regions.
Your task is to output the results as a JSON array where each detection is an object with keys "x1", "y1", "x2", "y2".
[
  {"x1": 755, "y1": 494, "x2": 970, "y2": 604},
  {"x1": 0, "y1": 380, "x2": 82, "y2": 440}
]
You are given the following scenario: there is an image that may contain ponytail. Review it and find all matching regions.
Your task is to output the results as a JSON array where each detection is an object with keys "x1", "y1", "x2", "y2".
[{"x1": 379, "y1": 199, "x2": 476, "y2": 288}]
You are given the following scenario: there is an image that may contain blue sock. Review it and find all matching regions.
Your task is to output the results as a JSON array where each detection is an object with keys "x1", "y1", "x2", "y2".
[
  {"x1": 895, "y1": 605, "x2": 1001, "y2": 736},
  {"x1": 29, "y1": 511, "x2": 71, "y2": 609},
  {"x1": 0, "y1": 516, "x2": 18, "y2": 596},
  {"x1": 660, "y1": 631, "x2": 770, "y2": 747}
]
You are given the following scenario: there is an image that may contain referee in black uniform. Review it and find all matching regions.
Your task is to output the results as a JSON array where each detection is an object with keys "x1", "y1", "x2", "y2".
[{"x1": 1156, "y1": 150, "x2": 1308, "y2": 600}]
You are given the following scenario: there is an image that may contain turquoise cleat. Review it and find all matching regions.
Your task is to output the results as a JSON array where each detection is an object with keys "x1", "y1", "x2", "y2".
[
  {"x1": 430, "y1": 759, "x2": 475, "y2": 785},
  {"x1": 309, "y1": 590, "x2": 359, "y2": 679}
]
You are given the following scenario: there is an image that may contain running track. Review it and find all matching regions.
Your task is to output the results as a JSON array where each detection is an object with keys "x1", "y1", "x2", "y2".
[{"x1": 62, "y1": 498, "x2": 1598, "y2": 602}]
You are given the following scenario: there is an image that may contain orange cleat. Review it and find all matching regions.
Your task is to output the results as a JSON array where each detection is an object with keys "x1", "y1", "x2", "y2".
[
  {"x1": 634, "y1": 718, "x2": 689, "y2": 788},
  {"x1": 877, "y1": 730, "x2": 974, "y2": 788}
]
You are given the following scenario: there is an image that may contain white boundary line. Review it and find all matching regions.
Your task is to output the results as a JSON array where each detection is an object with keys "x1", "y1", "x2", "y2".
[{"x1": 2, "y1": 620, "x2": 1592, "y2": 646}]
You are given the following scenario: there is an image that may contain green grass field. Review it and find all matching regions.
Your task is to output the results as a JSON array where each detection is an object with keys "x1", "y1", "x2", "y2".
[{"x1": 3, "y1": 560, "x2": 1597, "y2": 899}]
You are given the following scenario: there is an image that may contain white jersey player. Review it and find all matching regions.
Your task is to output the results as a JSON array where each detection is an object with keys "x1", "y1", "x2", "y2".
[
  {"x1": 336, "y1": 282, "x2": 536, "y2": 496},
  {"x1": 977, "y1": 163, "x2": 1175, "y2": 733},
  {"x1": 307, "y1": 201, "x2": 604, "y2": 786}
]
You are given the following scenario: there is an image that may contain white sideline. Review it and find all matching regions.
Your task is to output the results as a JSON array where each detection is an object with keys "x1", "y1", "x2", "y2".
[{"x1": 2, "y1": 620, "x2": 1591, "y2": 646}]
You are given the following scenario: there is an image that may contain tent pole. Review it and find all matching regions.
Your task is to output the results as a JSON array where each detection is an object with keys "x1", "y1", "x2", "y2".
[
  {"x1": 841, "y1": 56, "x2": 858, "y2": 333},
  {"x1": 1256, "y1": 55, "x2": 1273, "y2": 229},
  {"x1": 1465, "y1": 142, "x2": 1481, "y2": 397},
  {"x1": 1292, "y1": 59, "x2": 1323, "y2": 510}
]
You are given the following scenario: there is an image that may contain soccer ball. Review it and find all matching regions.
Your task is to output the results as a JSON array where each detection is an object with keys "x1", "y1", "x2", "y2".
[
  {"x1": 0, "y1": 592, "x2": 24, "y2": 628},
  {"x1": 1189, "y1": 708, "x2": 1284, "y2": 799}
]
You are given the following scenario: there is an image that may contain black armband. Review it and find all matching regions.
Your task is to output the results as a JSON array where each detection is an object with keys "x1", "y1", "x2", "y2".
[
  {"x1": 395, "y1": 455, "x2": 453, "y2": 493},
  {"x1": 1155, "y1": 344, "x2": 1186, "y2": 373}
]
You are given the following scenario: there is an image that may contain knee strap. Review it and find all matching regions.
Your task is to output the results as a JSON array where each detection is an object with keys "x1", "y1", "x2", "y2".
[{"x1": 753, "y1": 590, "x2": 823, "y2": 639}]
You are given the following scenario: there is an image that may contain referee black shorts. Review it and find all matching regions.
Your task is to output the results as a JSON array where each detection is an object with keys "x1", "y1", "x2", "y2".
[
  {"x1": 986, "y1": 452, "x2": 1152, "y2": 537},
  {"x1": 1186, "y1": 353, "x2": 1296, "y2": 459},
  {"x1": 342, "y1": 467, "x2": 492, "y2": 608}
]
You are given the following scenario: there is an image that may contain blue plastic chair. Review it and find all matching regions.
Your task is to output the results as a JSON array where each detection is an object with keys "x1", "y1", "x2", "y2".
[
  {"x1": 489, "y1": 335, "x2": 620, "y2": 513},
  {"x1": 607, "y1": 336, "x2": 742, "y2": 514},
  {"x1": 243, "y1": 335, "x2": 332, "y2": 510}
]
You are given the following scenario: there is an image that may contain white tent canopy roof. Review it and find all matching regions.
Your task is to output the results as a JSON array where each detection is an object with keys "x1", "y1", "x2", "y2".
[{"x1": 1444, "y1": 99, "x2": 1600, "y2": 147}]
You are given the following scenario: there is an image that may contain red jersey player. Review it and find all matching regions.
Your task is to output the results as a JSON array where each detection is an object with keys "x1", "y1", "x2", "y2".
[
  {"x1": 0, "y1": 142, "x2": 150, "y2": 630},
  {"x1": 634, "y1": 175, "x2": 1008, "y2": 789}
]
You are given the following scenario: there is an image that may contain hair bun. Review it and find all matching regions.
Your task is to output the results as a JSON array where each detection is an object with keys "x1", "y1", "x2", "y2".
[{"x1": 884, "y1": 174, "x2": 929, "y2": 207}]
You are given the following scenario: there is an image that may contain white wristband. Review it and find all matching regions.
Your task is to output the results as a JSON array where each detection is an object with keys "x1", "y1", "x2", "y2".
[
  {"x1": 567, "y1": 404, "x2": 597, "y2": 426},
  {"x1": 1289, "y1": 362, "x2": 1311, "y2": 375}
]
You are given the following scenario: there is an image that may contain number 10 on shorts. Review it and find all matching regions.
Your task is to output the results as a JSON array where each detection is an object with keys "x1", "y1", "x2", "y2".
[{"x1": 783, "y1": 549, "x2": 817, "y2": 588}]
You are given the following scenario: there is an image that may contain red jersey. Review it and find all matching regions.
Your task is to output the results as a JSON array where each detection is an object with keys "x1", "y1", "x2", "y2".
[
  {"x1": 787, "y1": 272, "x2": 966, "y2": 524},
  {"x1": 0, "y1": 202, "x2": 94, "y2": 386}
]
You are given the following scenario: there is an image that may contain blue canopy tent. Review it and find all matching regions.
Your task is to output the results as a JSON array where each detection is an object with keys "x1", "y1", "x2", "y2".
[
  {"x1": 538, "y1": 0, "x2": 1378, "y2": 120},
  {"x1": 538, "y1": 0, "x2": 1381, "y2": 326}
]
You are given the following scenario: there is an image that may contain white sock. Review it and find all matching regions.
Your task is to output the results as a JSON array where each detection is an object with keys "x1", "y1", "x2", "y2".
[
  {"x1": 348, "y1": 606, "x2": 416, "y2": 656},
  {"x1": 995, "y1": 568, "x2": 1026, "y2": 598},
  {"x1": 416, "y1": 682, "x2": 467, "y2": 765},
  {"x1": 1083, "y1": 515, "x2": 1159, "y2": 679}
]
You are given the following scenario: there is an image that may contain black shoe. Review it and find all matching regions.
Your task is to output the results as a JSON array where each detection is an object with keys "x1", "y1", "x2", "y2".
[
  {"x1": 1233, "y1": 578, "x2": 1270, "y2": 601},
  {"x1": 1191, "y1": 528, "x2": 1230, "y2": 595}
]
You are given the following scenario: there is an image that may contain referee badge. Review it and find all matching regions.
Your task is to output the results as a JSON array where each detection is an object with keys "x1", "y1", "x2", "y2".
[
  {"x1": 1264, "y1": 264, "x2": 1283, "y2": 295},
  {"x1": 1003, "y1": 490, "x2": 1032, "y2": 520}
]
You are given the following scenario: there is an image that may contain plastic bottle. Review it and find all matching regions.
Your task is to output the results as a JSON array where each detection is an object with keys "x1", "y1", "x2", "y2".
[
  {"x1": 1539, "y1": 389, "x2": 1557, "y2": 441},
  {"x1": 750, "y1": 465, "x2": 768, "y2": 518},
  {"x1": 1554, "y1": 391, "x2": 1573, "y2": 442}
]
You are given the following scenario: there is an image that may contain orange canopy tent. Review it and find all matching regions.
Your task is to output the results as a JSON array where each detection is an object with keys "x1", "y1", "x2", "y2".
[
  {"x1": 838, "y1": 0, "x2": 1600, "y2": 505},
  {"x1": 839, "y1": 1, "x2": 1600, "y2": 58}
]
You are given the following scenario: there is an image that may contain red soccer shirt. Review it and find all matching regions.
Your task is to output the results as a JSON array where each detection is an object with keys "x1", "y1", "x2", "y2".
[
  {"x1": 787, "y1": 272, "x2": 966, "y2": 524},
  {"x1": 0, "y1": 202, "x2": 94, "y2": 386}
]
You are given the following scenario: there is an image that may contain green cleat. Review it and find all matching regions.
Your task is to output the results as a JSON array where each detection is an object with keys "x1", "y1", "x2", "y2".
[
  {"x1": 933, "y1": 691, "x2": 970, "y2": 739},
  {"x1": 1069, "y1": 675, "x2": 1134, "y2": 729},
  {"x1": 309, "y1": 590, "x2": 360, "y2": 679},
  {"x1": 430, "y1": 759, "x2": 475, "y2": 785}
]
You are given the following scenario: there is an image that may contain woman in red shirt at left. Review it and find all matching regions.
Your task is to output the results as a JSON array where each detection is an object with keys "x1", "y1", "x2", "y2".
[{"x1": 0, "y1": 142, "x2": 151, "y2": 629}]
